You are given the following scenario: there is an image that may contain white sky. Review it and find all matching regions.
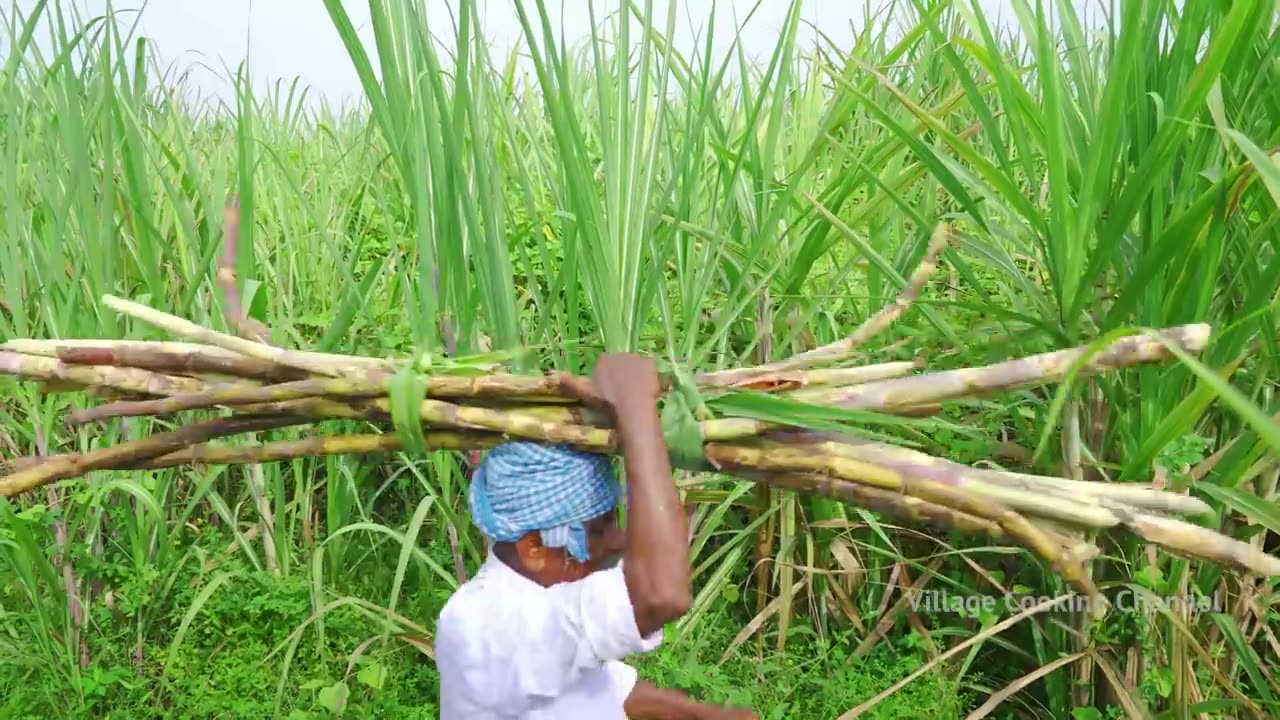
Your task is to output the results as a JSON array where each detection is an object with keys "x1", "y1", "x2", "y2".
[{"x1": 8, "y1": 0, "x2": 1109, "y2": 107}]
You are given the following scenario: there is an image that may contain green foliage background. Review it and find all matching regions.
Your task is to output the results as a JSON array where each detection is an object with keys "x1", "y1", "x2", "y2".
[{"x1": 2, "y1": 1, "x2": 1279, "y2": 717}]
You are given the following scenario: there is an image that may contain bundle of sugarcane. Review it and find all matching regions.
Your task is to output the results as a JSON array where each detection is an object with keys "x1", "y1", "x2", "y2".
[{"x1": 1, "y1": 224, "x2": 1277, "y2": 616}]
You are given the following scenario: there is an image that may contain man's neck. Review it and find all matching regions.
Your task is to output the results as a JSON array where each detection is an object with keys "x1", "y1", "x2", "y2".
[{"x1": 491, "y1": 543, "x2": 552, "y2": 587}]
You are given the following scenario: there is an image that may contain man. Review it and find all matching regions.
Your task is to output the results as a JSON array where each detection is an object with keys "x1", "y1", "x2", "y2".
[{"x1": 435, "y1": 354, "x2": 756, "y2": 719}]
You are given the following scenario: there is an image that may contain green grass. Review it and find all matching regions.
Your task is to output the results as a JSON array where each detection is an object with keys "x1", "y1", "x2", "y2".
[
  {"x1": 2, "y1": 0, "x2": 1280, "y2": 717},
  {"x1": 0, "y1": 532, "x2": 971, "y2": 720}
]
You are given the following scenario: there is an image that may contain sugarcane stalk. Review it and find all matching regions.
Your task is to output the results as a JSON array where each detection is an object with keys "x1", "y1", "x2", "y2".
[
  {"x1": 770, "y1": 435, "x2": 1207, "y2": 522},
  {"x1": 100, "y1": 295, "x2": 390, "y2": 377},
  {"x1": 773, "y1": 443, "x2": 1280, "y2": 576},
  {"x1": 0, "y1": 350, "x2": 221, "y2": 397},
  {"x1": 0, "y1": 336, "x2": 1218, "y2": 526},
  {"x1": 219, "y1": 392, "x2": 872, "y2": 450},
  {"x1": 146, "y1": 430, "x2": 504, "y2": 468},
  {"x1": 53, "y1": 359, "x2": 926, "y2": 428},
  {"x1": 2, "y1": 421, "x2": 1078, "y2": 560},
  {"x1": 0, "y1": 428, "x2": 1009, "y2": 555},
  {"x1": 701, "y1": 360, "x2": 923, "y2": 391},
  {"x1": 56, "y1": 385, "x2": 1204, "y2": 529},
  {"x1": 218, "y1": 196, "x2": 275, "y2": 345},
  {"x1": 699, "y1": 441, "x2": 1104, "y2": 607},
  {"x1": 0, "y1": 415, "x2": 309, "y2": 497},
  {"x1": 814, "y1": 438, "x2": 1214, "y2": 516},
  {"x1": 3, "y1": 339, "x2": 247, "y2": 360},
  {"x1": 65, "y1": 377, "x2": 384, "y2": 425},
  {"x1": 64, "y1": 369, "x2": 595, "y2": 426},
  {"x1": 56, "y1": 344, "x2": 307, "y2": 384},
  {"x1": 37, "y1": 382, "x2": 150, "y2": 404},
  {"x1": 0, "y1": 457, "x2": 39, "y2": 475},
  {"x1": 7, "y1": 337, "x2": 925, "y2": 395},
  {"x1": 1116, "y1": 509, "x2": 1280, "y2": 577},
  {"x1": 51, "y1": 373, "x2": 613, "y2": 447},
  {"x1": 760, "y1": 471, "x2": 1102, "y2": 565},
  {"x1": 740, "y1": 469, "x2": 1006, "y2": 539},
  {"x1": 670, "y1": 325, "x2": 1213, "y2": 442},
  {"x1": 231, "y1": 396, "x2": 388, "y2": 422},
  {"x1": 11, "y1": 315, "x2": 1209, "y2": 442},
  {"x1": 820, "y1": 324, "x2": 1211, "y2": 410},
  {"x1": 776, "y1": 361, "x2": 923, "y2": 392},
  {"x1": 52, "y1": 394, "x2": 1212, "y2": 527},
  {"x1": 235, "y1": 393, "x2": 617, "y2": 449},
  {"x1": 5, "y1": 297, "x2": 1269, "y2": 589},
  {"x1": 939, "y1": 478, "x2": 1122, "y2": 527},
  {"x1": 395, "y1": 397, "x2": 613, "y2": 448},
  {"x1": 4, "y1": 339, "x2": 343, "y2": 385},
  {"x1": 4, "y1": 409, "x2": 1274, "y2": 580}
]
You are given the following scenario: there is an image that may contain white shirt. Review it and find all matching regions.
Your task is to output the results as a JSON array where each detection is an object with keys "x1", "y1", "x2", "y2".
[{"x1": 435, "y1": 552, "x2": 663, "y2": 719}]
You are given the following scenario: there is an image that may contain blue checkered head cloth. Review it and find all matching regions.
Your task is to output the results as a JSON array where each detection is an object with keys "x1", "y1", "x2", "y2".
[{"x1": 469, "y1": 442, "x2": 620, "y2": 562}]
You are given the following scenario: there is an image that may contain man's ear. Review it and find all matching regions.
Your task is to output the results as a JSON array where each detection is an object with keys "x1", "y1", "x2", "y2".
[{"x1": 514, "y1": 533, "x2": 549, "y2": 571}]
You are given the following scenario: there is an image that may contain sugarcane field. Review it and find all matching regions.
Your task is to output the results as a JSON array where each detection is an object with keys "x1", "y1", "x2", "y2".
[{"x1": 3, "y1": 0, "x2": 1280, "y2": 717}]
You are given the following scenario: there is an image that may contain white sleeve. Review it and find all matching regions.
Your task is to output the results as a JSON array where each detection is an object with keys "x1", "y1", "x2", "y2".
[
  {"x1": 604, "y1": 660, "x2": 642, "y2": 706},
  {"x1": 510, "y1": 565, "x2": 664, "y2": 704}
]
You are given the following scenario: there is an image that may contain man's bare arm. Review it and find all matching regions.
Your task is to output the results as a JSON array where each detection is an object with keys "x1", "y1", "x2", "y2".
[
  {"x1": 559, "y1": 354, "x2": 692, "y2": 636},
  {"x1": 624, "y1": 681, "x2": 757, "y2": 720},
  {"x1": 614, "y1": 382, "x2": 691, "y2": 635}
]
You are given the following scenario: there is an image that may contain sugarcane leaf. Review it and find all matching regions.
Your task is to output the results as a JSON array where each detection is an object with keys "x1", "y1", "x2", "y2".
[
  {"x1": 1159, "y1": 338, "x2": 1280, "y2": 459},
  {"x1": 100, "y1": 478, "x2": 164, "y2": 522},
  {"x1": 425, "y1": 347, "x2": 530, "y2": 376},
  {"x1": 389, "y1": 356, "x2": 430, "y2": 458},
  {"x1": 1220, "y1": 128, "x2": 1280, "y2": 208},
  {"x1": 708, "y1": 389, "x2": 976, "y2": 439},
  {"x1": 1119, "y1": 353, "x2": 1248, "y2": 484},
  {"x1": 317, "y1": 180, "x2": 390, "y2": 353},
  {"x1": 1207, "y1": 613, "x2": 1279, "y2": 706},
  {"x1": 321, "y1": 523, "x2": 457, "y2": 588},
  {"x1": 665, "y1": 359, "x2": 708, "y2": 417},
  {"x1": 386, "y1": 493, "x2": 436, "y2": 622},
  {"x1": 241, "y1": 278, "x2": 268, "y2": 326},
  {"x1": 711, "y1": 395, "x2": 855, "y2": 437},
  {"x1": 1193, "y1": 483, "x2": 1280, "y2": 535},
  {"x1": 1117, "y1": 583, "x2": 1267, "y2": 716},
  {"x1": 661, "y1": 387, "x2": 706, "y2": 471}
]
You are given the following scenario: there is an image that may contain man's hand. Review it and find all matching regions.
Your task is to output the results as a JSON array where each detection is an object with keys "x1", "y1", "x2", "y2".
[
  {"x1": 556, "y1": 353, "x2": 662, "y2": 416},
  {"x1": 624, "y1": 681, "x2": 757, "y2": 720}
]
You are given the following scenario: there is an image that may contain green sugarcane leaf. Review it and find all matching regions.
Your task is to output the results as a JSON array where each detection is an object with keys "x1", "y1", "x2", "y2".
[
  {"x1": 241, "y1": 278, "x2": 269, "y2": 327},
  {"x1": 1221, "y1": 128, "x2": 1280, "y2": 209},
  {"x1": 1160, "y1": 339, "x2": 1280, "y2": 459},
  {"x1": 1194, "y1": 483, "x2": 1280, "y2": 535},
  {"x1": 661, "y1": 362, "x2": 708, "y2": 470},
  {"x1": 1207, "y1": 613, "x2": 1279, "y2": 706},
  {"x1": 707, "y1": 389, "x2": 978, "y2": 440},
  {"x1": 389, "y1": 353, "x2": 430, "y2": 458},
  {"x1": 424, "y1": 346, "x2": 532, "y2": 376},
  {"x1": 661, "y1": 389, "x2": 706, "y2": 471}
]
